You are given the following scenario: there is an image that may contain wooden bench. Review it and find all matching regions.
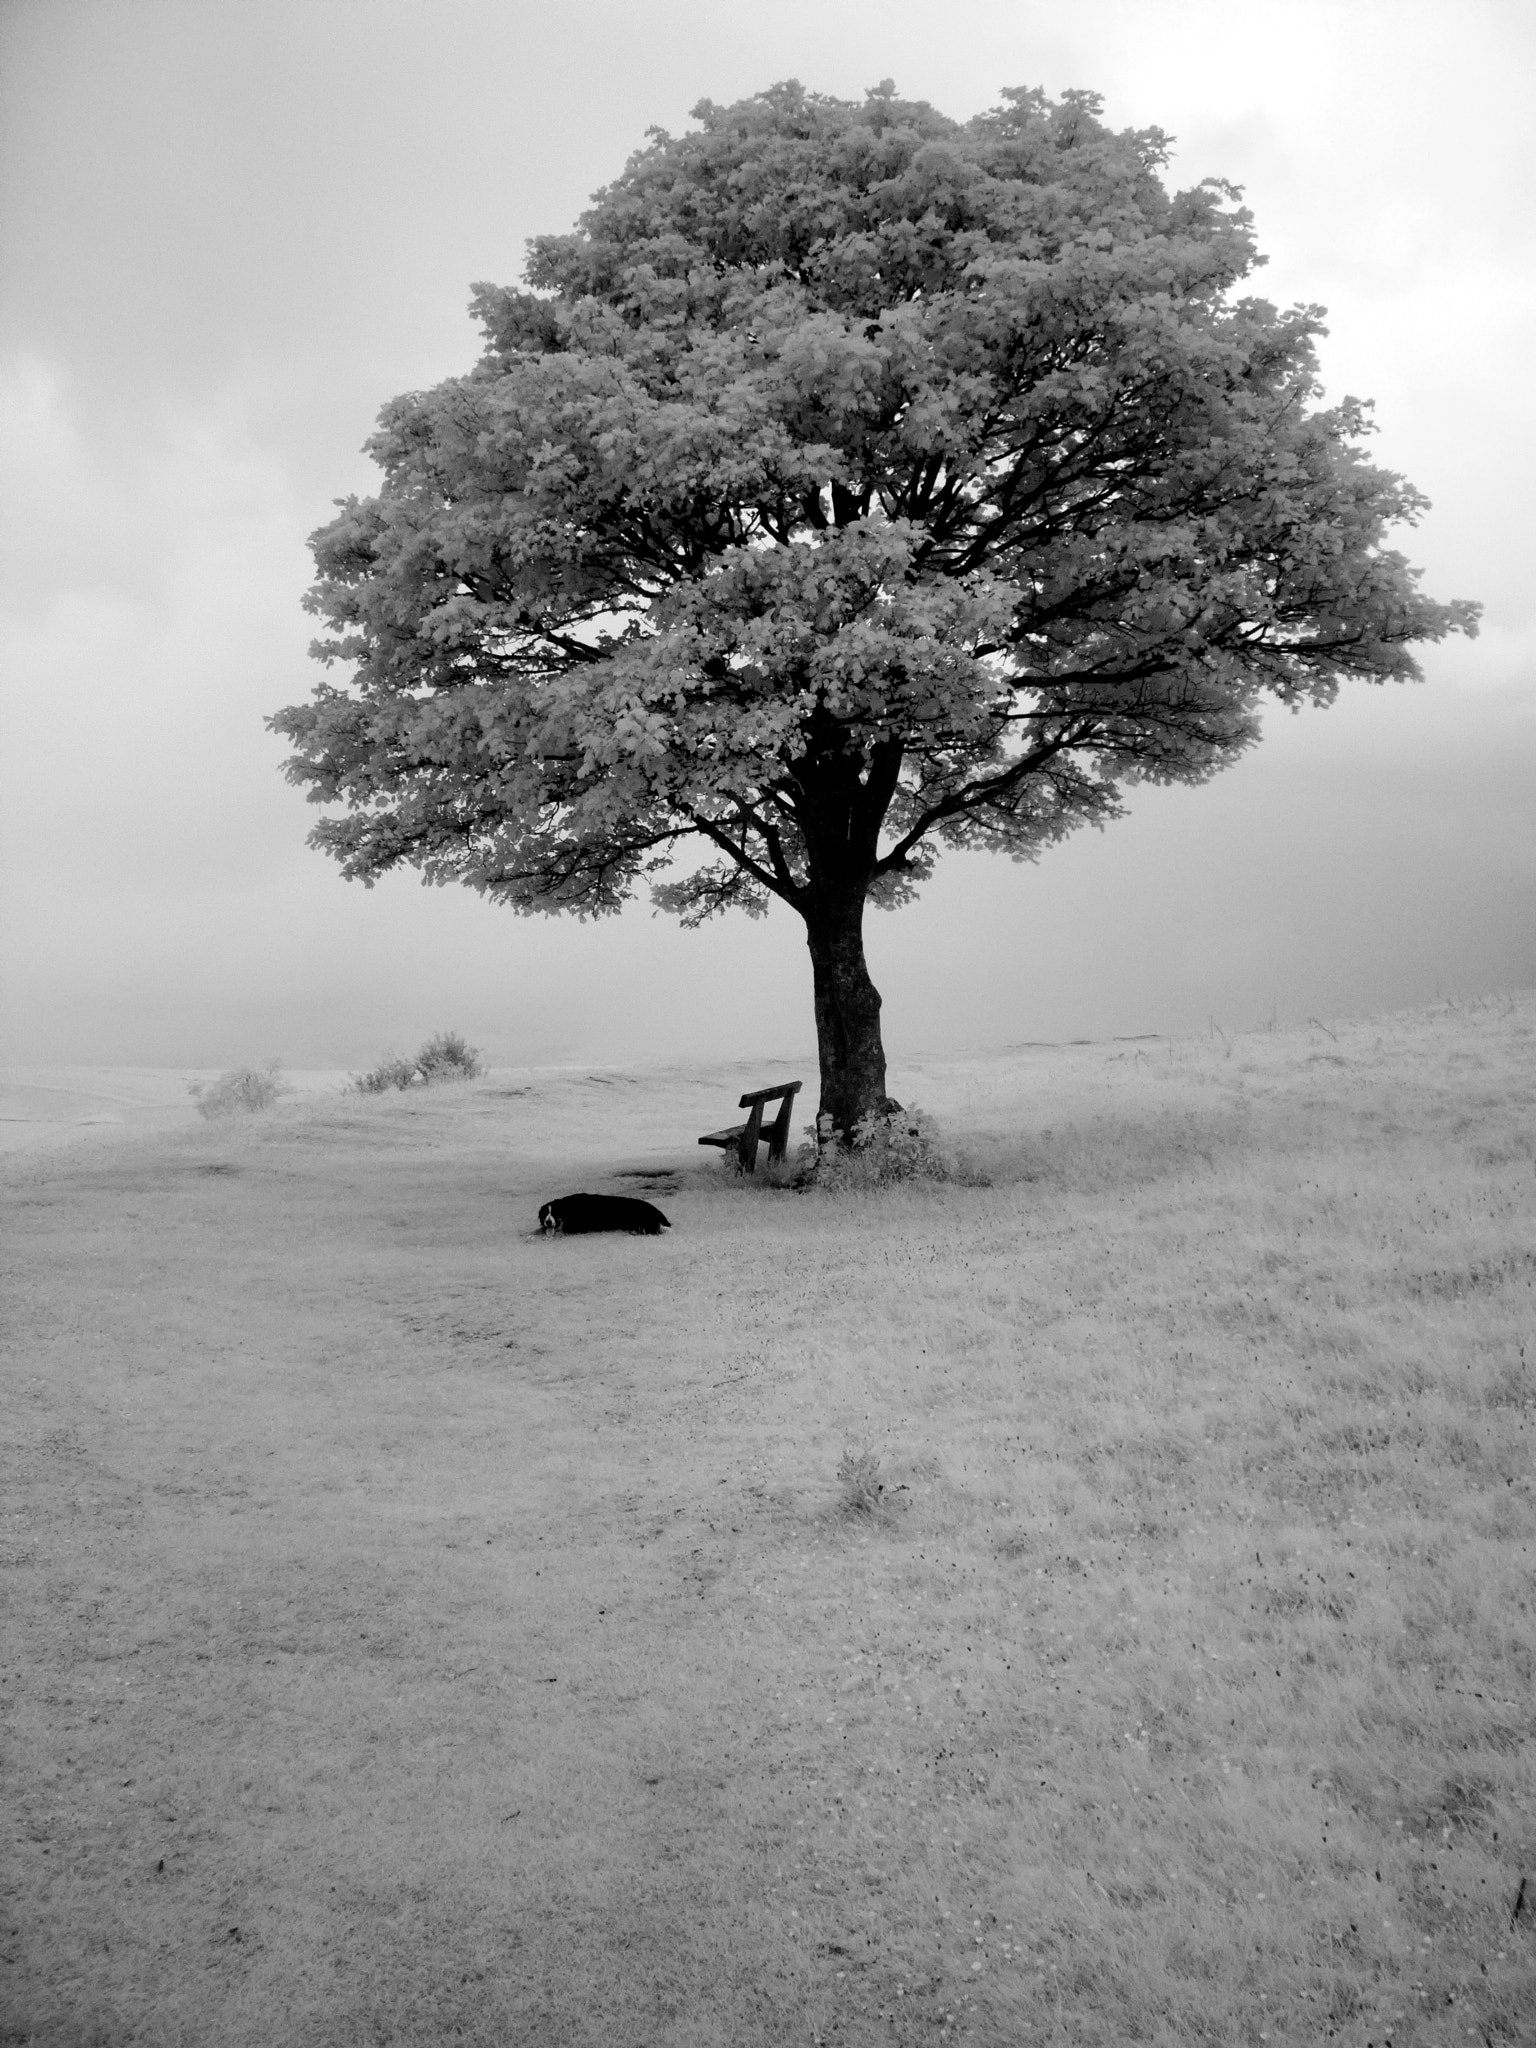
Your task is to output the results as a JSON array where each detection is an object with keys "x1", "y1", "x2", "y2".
[{"x1": 699, "y1": 1080, "x2": 803, "y2": 1173}]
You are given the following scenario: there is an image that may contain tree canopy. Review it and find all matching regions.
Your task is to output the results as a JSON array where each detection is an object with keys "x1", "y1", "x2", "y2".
[{"x1": 273, "y1": 79, "x2": 1476, "y2": 1135}]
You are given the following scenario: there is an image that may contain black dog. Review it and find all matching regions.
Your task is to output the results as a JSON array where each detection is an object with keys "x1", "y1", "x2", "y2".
[{"x1": 538, "y1": 1192, "x2": 671, "y2": 1236}]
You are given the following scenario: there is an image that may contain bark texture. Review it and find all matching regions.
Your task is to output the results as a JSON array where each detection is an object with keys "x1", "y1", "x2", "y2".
[{"x1": 803, "y1": 889, "x2": 890, "y2": 1140}]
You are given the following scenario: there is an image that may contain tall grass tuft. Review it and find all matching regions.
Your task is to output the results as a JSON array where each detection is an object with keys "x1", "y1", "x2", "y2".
[{"x1": 835, "y1": 1445, "x2": 888, "y2": 1518}]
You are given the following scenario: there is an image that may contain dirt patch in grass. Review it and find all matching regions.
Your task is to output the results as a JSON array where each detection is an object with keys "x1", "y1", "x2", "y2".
[{"x1": 3, "y1": 999, "x2": 1535, "y2": 2045}]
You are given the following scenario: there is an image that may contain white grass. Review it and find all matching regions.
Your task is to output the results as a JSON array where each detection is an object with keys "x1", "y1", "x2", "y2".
[{"x1": 3, "y1": 997, "x2": 1533, "y2": 2045}]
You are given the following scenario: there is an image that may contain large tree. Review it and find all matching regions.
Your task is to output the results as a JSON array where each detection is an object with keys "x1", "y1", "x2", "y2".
[{"x1": 273, "y1": 80, "x2": 1476, "y2": 1140}]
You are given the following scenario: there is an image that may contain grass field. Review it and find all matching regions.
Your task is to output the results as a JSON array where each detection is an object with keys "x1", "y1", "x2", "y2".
[{"x1": 3, "y1": 998, "x2": 1533, "y2": 2047}]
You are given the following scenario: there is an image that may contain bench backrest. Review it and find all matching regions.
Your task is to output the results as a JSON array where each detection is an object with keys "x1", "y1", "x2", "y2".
[{"x1": 739, "y1": 1081, "x2": 801, "y2": 1109}]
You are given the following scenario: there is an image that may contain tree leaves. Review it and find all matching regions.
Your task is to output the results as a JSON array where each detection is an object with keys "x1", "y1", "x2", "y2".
[{"x1": 272, "y1": 78, "x2": 1476, "y2": 926}]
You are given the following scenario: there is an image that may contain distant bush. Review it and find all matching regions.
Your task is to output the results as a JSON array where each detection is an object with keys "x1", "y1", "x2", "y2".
[
  {"x1": 190, "y1": 1061, "x2": 288, "y2": 1119},
  {"x1": 414, "y1": 1031, "x2": 483, "y2": 1083},
  {"x1": 353, "y1": 1032, "x2": 483, "y2": 1094},
  {"x1": 353, "y1": 1055, "x2": 422, "y2": 1094}
]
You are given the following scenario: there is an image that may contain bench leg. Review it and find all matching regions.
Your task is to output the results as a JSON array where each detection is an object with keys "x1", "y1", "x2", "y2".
[
  {"x1": 737, "y1": 1100, "x2": 765, "y2": 1172},
  {"x1": 766, "y1": 1093, "x2": 795, "y2": 1163}
]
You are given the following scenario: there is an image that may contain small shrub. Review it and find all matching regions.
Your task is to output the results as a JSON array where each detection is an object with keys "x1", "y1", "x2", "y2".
[
  {"x1": 414, "y1": 1030, "x2": 483, "y2": 1083},
  {"x1": 352, "y1": 1055, "x2": 421, "y2": 1095},
  {"x1": 352, "y1": 1032, "x2": 483, "y2": 1094},
  {"x1": 190, "y1": 1061, "x2": 287, "y2": 1119},
  {"x1": 812, "y1": 1105, "x2": 974, "y2": 1189}
]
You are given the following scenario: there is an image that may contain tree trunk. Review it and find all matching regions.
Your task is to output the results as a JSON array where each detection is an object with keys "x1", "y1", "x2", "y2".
[{"x1": 802, "y1": 887, "x2": 892, "y2": 1142}]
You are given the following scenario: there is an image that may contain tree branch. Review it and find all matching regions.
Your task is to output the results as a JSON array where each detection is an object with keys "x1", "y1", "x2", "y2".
[{"x1": 681, "y1": 807, "x2": 800, "y2": 907}]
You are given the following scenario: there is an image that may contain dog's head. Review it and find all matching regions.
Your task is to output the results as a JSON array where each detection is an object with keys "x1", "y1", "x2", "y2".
[{"x1": 538, "y1": 1203, "x2": 561, "y2": 1234}]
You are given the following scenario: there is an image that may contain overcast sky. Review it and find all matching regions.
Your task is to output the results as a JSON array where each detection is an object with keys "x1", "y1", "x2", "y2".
[{"x1": 1, "y1": 0, "x2": 1531, "y2": 1072}]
